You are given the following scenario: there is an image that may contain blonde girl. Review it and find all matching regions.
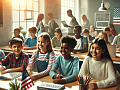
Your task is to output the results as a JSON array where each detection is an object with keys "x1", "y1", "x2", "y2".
[{"x1": 27, "y1": 32, "x2": 55, "y2": 81}]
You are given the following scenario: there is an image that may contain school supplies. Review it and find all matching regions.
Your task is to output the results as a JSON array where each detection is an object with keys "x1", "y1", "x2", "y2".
[
  {"x1": 61, "y1": 20, "x2": 68, "y2": 27},
  {"x1": 76, "y1": 75, "x2": 91, "y2": 90},
  {"x1": 37, "y1": 82, "x2": 65, "y2": 90},
  {"x1": 54, "y1": 68, "x2": 60, "y2": 75},
  {"x1": 0, "y1": 72, "x2": 22, "y2": 80}
]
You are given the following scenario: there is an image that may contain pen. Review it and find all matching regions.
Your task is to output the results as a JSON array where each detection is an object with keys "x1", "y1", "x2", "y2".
[{"x1": 54, "y1": 68, "x2": 60, "y2": 75}]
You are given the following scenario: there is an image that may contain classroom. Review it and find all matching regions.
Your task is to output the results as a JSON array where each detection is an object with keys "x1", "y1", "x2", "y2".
[{"x1": 0, "y1": 0, "x2": 120, "y2": 90}]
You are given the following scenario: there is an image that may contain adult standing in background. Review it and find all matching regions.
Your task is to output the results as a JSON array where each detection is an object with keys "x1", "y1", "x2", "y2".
[
  {"x1": 36, "y1": 13, "x2": 45, "y2": 36},
  {"x1": 81, "y1": 14, "x2": 90, "y2": 31},
  {"x1": 44, "y1": 13, "x2": 59, "y2": 38},
  {"x1": 109, "y1": 24, "x2": 118, "y2": 36},
  {"x1": 64, "y1": 9, "x2": 79, "y2": 36}
]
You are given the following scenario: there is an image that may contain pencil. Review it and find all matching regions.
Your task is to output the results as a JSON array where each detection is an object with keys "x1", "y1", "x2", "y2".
[
  {"x1": 76, "y1": 75, "x2": 81, "y2": 84},
  {"x1": 54, "y1": 68, "x2": 60, "y2": 74}
]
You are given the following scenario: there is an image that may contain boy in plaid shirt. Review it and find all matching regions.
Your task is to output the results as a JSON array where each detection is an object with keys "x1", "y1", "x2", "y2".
[{"x1": 0, "y1": 38, "x2": 29, "y2": 74}]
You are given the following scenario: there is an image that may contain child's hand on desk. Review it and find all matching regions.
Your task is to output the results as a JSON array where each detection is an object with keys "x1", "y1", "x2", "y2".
[
  {"x1": 89, "y1": 80, "x2": 98, "y2": 90},
  {"x1": 54, "y1": 74, "x2": 63, "y2": 79},
  {"x1": 53, "y1": 79, "x2": 66, "y2": 84},
  {"x1": 0, "y1": 66, "x2": 6, "y2": 74}
]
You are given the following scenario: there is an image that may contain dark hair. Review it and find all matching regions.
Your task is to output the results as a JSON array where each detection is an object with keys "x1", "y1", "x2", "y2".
[
  {"x1": 61, "y1": 35, "x2": 77, "y2": 48},
  {"x1": 14, "y1": 28, "x2": 20, "y2": 32},
  {"x1": 29, "y1": 26, "x2": 37, "y2": 33},
  {"x1": 83, "y1": 28, "x2": 89, "y2": 33},
  {"x1": 109, "y1": 24, "x2": 115, "y2": 29},
  {"x1": 10, "y1": 38, "x2": 23, "y2": 47},
  {"x1": 67, "y1": 9, "x2": 72, "y2": 13},
  {"x1": 55, "y1": 28, "x2": 62, "y2": 37},
  {"x1": 104, "y1": 27, "x2": 110, "y2": 32},
  {"x1": 47, "y1": 13, "x2": 53, "y2": 18},
  {"x1": 74, "y1": 25, "x2": 82, "y2": 32}
]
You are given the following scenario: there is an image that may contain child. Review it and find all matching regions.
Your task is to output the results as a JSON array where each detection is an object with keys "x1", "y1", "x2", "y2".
[
  {"x1": 112, "y1": 34, "x2": 120, "y2": 51},
  {"x1": 109, "y1": 24, "x2": 117, "y2": 36},
  {"x1": 97, "y1": 32, "x2": 110, "y2": 45},
  {"x1": 23, "y1": 26, "x2": 37, "y2": 50},
  {"x1": 90, "y1": 25, "x2": 97, "y2": 37},
  {"x1": 13, "y1": 28, "x2": 24, "y2": 42},
  {"x1": 72, "y1": 25, "x2": 88, "y2": 53},
  {"x1": 36, "y1": 13, "x2": 45, "y2": 36},
  {"x1": 49, "y1": 35, "x2": 79, "y2": 84},
  {"x1": 51, "y1": 28, "x2": 62, "y2": 48},
  {"x1": 27, "y1": 32, "x2": 55, "y2": 81},
  {"x1": 83, "y1": 28, "x2": 95, "y2": 43},
  {"x1": 81, "y1": 14, "x2": 90, "y2": 30},
  {"x1": 44, "y1": 13, "x2": 59, "y2": 38},
  {"x1": 78, "y1": 38, "x2": 117, "y2": 89},
  {"x1": 0, "y1": 49, "x2": 5, "y2": 61},
  {"x1": 0, "y1": 38, "x2": 29, "y2": 74},
  {"x1": 104, "y1": 27, "x2": 114, "y2": 44}
]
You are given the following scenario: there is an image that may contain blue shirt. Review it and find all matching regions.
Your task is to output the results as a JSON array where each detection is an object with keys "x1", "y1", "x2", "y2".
[
  {"x1": 25, "y1": 37, "x2": 37, "y2": 47},
  {"x1": 49, "y1": 55, "x2": 79, "y2": 83}
]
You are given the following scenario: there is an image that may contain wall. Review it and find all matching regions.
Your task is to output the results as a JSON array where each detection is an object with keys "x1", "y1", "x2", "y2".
[
  {"x1": 80, "y1": 0, "x2": 120, "y2": 33},
  {"x1": 0, "y1": 0, "x2": 12, "y2": 46}
]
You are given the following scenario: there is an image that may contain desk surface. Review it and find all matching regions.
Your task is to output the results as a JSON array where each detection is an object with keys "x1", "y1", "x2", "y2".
[
  {"x1": 0, "y1": 75, "x2": 120, "y2": 90},
  {"x1": 0, "y1": 46, "x2": 120, "y2": 62}
]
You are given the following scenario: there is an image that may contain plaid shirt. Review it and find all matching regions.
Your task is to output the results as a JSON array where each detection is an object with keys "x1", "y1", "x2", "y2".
[{"x1": 0, "y1": 51, "x2": 29, "y2": 68}]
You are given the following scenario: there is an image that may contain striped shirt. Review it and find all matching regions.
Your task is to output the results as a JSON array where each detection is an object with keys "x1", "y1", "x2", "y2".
[
  {"x1": 27, "y1": 50, "x2": 55, "y2": 78},
  {"x1": 0, "y1": 51, "x2": 29, "y2": 68}
]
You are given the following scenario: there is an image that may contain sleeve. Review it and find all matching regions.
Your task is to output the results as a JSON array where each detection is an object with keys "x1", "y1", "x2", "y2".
[
  {"x1": 49, "y1": 56, "x2": 60, "y2": 79},
  {"x1": 26, "y1": 51, "x2": 37, "y2": 71},
  {"x1": 38, "y1": 51, "x2": 55, "y2": 78},
  {"x1": 78, "y1": 57, "x2": 90, "y2": 79},
  {"x1": 84, "y1": 37, "x2": 88, "y2": 45},
  {"x1": 65, "y1": 57, "x2": 79, "y2": 83},
  {"x1": 70, "y1": 17, "x2": 79, "y2": 27},
  {"x1": 112, "y1": 36, "x2": 117, "y2": 46},
  {"x1": 51, "y1": 37, "x2": 55, "y2": 48},
  {"x1": 85, "y1": 19, "x2": 90, "y2": 29},
  {"x1": 23, "y1": 54, "x2": 29, "y2": 68},
  {"x1": 0, "y1": 50, "x2": 5, "y2": 61},
  {"x1": 0, "y1": 54, "x2": 10, "y2": 66},
  {"x1": 96, "y1": 61, "x2": 117, "y2": 88},
  {"x1": 25, "y1": 38, "x2": 29, "y2": 45},
  {"x1": 48, "y1": 20, "x2": 54, "y2": 30}
]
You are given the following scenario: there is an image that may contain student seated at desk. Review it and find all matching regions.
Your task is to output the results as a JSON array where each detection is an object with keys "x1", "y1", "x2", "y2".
[
  {"x1": 49, "y1": 35, "x2": 79, "y2": 84},
  {"x1": 72, "y1": 25, "x2": 88, "y2": 53},
  {"x1": 78, "y1": 38, "x2": 117, "y2": 89},
  {"x1": 27, "y1": 32, "x2": 55, "y2": 81},
  {"x1": 83, "y1": 28, "x2": 95, "y2": 43},
  {"x1": 51, "y1": 28, "x2": 62, "y2": 49},
  {"x1": 0, "y1": 49, "x2": 5, "y2": 62},
  {"x1": 0, "y1": 38, "x2": 29, "y2": 74},
  {"x1": 23, "y1": 26, "x2": 37, "y2": 50}
]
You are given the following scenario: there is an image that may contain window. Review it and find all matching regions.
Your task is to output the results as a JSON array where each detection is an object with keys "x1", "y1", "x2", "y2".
[
  {"x1": 61, "y1": 0, "x2": 75, "y2": 30},
  {"x1": 12, "y1": 0, "x2": 39, "y2": 37}
]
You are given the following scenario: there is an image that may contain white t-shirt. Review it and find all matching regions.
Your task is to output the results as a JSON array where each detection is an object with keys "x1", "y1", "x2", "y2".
[{"x1": 74, "y1": 38, "x2": 81, "y2": 49}]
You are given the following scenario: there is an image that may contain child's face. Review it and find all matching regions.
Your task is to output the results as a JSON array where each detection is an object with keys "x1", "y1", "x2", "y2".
[
  {"x1": 11, "y1": 43, "x2": 22, "y2": 56},
  {"x1": 38, "y1": 37, "x2": 49, "y2": 51},
  {"x1": 14, "y1": 30, "x2": 20, "y2": 37},
  {"x1": 74, "y1": 28, "x2": 81, "y2": 38},
  {"x1": 105, "y1": 31, "x2": 110, "y2": 36},
  {"x1": 90, "y1": 27, "x2": 94, "y2": 32},
  {"x1": 55, "y1": 32, "x2": 61, "y2": 40},
  {"x1": 84, "y1": 33, "x2": 89, "y2": 37},
  {"x1": 60, "y1": 43, "x2": 73, "y2": 58},
  {"x1": 29, "y1": 31, "x2": 36, "y2": 38},
  {"x1": 90, "y1": 43, "x2": 105, "y2": 61}
]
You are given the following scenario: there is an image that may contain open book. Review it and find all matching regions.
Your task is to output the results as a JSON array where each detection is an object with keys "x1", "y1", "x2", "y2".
[
  {"x1": 37, "y1": 82, "x2": 65, "y2": 90},
  {"x1": 0, "y1": 72, "x2": 22, "y2": 80},
  {"x1": 61, "y1": 20, "x2": 68, "y2": 27}
]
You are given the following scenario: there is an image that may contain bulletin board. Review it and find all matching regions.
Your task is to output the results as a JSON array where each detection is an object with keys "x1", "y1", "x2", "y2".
[{"x1": 0, "y1": 0, "x2": 3, "y2": 27}]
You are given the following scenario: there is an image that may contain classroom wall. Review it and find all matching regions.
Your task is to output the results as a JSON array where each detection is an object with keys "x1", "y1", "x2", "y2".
[
  {"x1": 80, "y1": 0, "x2": 120, "y2": 33},
  {"x1": 0, "y1": 0, "x2": 12, "y2": 46}
]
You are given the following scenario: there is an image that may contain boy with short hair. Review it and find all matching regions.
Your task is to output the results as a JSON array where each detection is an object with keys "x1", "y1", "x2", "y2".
[
  {"x1": 49, "y1": 35, "x2": 79, "y2": 84},
  {"x1": 104, "y1": 27, "x2": 114, "y2": 44},
  {"x1": 83, "y1": 28, "x2": 95, "y2": 43},
  {"x1": 23, "y1": 26, "x2": 37, "y2": 50},
  {"x1": 72, "y1": 25, "x2": 88, "y2": 53},
  {"x1": 0, "y1": 38, "x2": 29, "y2": 74}
]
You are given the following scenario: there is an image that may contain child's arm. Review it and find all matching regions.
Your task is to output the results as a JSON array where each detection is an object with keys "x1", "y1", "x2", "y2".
[{"x1": 23, "y1": 46, "x2": 37, "y2": 50}]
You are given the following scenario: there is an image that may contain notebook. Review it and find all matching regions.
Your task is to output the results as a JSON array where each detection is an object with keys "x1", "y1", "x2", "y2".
[
  {"x1": 61, "y1": 20, "x2": 68, "y2": 27},
  {"x1": 0, "y1": 72, "x2": 22, "y2": 80},
  {"x1": 37, "y1": 82, "x2": 65, "y2": 90},
  {"x1": 107, "y1": 44, "x2": 116, "y2": 58}
]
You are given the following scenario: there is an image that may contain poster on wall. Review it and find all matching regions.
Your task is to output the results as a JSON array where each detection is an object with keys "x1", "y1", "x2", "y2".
[{"x1": 0, "y1": 0, "x2": 3, "y2": 27}]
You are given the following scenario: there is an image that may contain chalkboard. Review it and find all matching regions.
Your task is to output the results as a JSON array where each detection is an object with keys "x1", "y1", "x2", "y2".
[{"x1": 0, "y1": 0, "x2": 3, "y2": 27}]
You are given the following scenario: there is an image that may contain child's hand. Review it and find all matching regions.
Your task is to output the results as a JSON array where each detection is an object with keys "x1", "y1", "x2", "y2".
[
  {"x1": 27, "y1": 70, "x2": 32, "y2": 75},
  {"x1": 53, "y1": 79, "x2": 66, "y2": 84},
  {"x1": 54, "y1": 74, "x2": 63, "y2": 79},
  {"x1": 0, "y1": 66, "x2": 6, "y2": 72},
  {"x1": 89, "y1": 80, "x2": 98, "y2": 90}
]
